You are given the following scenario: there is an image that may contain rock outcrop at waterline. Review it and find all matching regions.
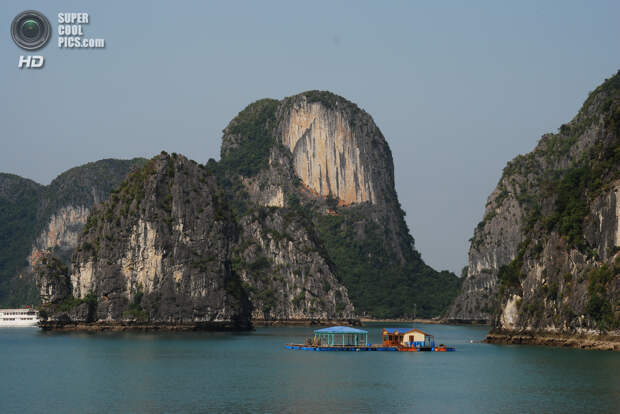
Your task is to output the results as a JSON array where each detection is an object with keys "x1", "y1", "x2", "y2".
[
  {"x1": 40, "y1": 154, "x2": 251, "y2": 328},
  {"x1": 446, "y1": 71, "x2": 620, "y2": 343},
  {"x1": 484, "y1": 330, "x2": 620, "y2": 351}
]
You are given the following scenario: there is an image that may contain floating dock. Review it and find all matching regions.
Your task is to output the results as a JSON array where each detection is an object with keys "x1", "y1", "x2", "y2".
[
  {"x1": 285, "y1": 344, "x2": 397, "y2": 351},
  {"x1": 285, "y1": 326, "x2": 455, "y2": 352},
  {"x1": 285, "y1": 344, "x2": 454, "y2": 352}
]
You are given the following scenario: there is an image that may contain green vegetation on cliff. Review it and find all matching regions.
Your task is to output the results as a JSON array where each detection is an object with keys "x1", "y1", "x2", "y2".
[
  {"x1": 0, "y1": 174, "x2": 43, "y2": 306},
  {"x1": 220, "y1": 99, "x2": 279, "y2": 177},
  {"x1": 488, "y1": 71, "x2": 620, "y2": 257},
  {"x1": 41, "y1": 158, "x2": 148, "y2": 219},
  {"x1": 315, "y1": 208, "x2": 461, "y2": 318},
  {"x1": 467, "y1": 70, "x2": 620, "y2": 331},
  {"x1": 586, "y1": 264, "x2": 618, "y2": 330}
]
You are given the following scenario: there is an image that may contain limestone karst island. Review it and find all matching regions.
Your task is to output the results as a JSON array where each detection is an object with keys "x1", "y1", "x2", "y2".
[
  {"x1": 2, "y1": 74, "x2": 619, "y2": 352},
  {"x1": 4, "y1": 91, "x2": 461, "y2": 330}
]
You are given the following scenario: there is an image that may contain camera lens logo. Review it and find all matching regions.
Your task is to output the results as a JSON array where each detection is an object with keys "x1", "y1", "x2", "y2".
[{"x1": 11, "y1": 10, "x2": 51, "y2": 50}]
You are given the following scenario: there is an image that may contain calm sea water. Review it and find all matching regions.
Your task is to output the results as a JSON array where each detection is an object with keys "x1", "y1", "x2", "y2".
[{"x1": 1, "y1": 323, "x2": 618, "y2": 413}]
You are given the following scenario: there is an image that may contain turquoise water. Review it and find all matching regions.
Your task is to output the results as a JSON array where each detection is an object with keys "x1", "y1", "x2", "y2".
[{"x1": 1, "y1": 323, "x2": 618, "y2": 413}]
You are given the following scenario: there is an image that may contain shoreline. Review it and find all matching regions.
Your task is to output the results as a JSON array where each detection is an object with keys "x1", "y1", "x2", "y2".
[
  {"x1": 361, "y1": 318, "x2": 490, "y2": 326},
  {"x1": 484, "y1": 329, "x2": 620, "y2": 351},
  {"x1": 38, "y1": 319, "x2": 362, "y2": 331},
  {"x1": 360, "y1": 318, "x2": 443, "y2": 324},
  {"x1": 37, "y1": 318, "x2": 494, "y2": 331},
  {"x1": 38, "y1": 321, "x2": 253, "y2": 332},
  {"x1": 252, "y1": 319, "x2": 361, "y2": 327}
]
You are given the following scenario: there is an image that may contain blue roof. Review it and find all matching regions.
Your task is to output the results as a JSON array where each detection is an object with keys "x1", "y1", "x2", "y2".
[{"x1": 314, "y1": 326, "x2": 368, "y2": 334}]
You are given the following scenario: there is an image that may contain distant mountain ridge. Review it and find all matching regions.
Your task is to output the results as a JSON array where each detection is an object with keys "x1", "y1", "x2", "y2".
[{"x1": 0, "y1": 158, "x2": 147, "y2": 307}]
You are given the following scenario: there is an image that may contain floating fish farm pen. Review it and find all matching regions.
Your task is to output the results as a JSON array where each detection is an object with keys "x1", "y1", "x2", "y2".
[
  {"x1": 285, "y1": 326, "x2": 455, "y2": 352},
  {"x1": 314, "y1": 326, "x2": 369, "y2": 346}
]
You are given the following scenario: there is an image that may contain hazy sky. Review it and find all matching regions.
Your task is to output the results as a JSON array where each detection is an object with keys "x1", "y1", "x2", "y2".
[{"x1": 1, "y1": 0, "x2": 619, "y2": 274}]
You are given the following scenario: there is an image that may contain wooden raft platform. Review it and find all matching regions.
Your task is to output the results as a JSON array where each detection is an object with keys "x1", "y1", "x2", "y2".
[
  {"x1": 285, "y1": 344, "x2": 455, "y2": 352},
  {"x1": 285, "y1": 344, "x2": 397, "y2": 351}
]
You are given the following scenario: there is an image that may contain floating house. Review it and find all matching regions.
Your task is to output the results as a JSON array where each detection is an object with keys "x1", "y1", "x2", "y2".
[
  {"x1": 313, "y1": 326, "x2": 368, "y2": 346},
  {"x1": 285, "y1": 326, "x2": 453, "y2": 352},
  {"x1": 382, "y1": 328, "x2": 435, "y2": 349}
]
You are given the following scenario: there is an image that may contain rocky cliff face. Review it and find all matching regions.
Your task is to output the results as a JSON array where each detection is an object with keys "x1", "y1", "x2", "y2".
[
  {"x1": 0, "y1": 158, "x2": 145, "y2": 307},
  {"x1": 39, "y1": 151, "x2": 353, "y2": 326},
  {"x1": 34, "y1": 251, "x2": 71, "y2": 305},
  {"x1": 278, "y1": 95, "x2": 391, "y2": 205},
  {"x1": 215, "y1": 91, "x2": 460, "y2": 318},
  {"x1": 29, "y1": 206, "x2": 90, "y2": 267},
  {"x1": 235, "y1": 208, "x2": 354, "y2": 320},
  {"x1": 61, "y1": 153, "x2": 251, "y2": 328},
  {"x1": 33, "y1": 158, "x2": 148, "y2": 263},
  {"x1": 446, "y1": 180, "x2": 525, "y2": 322},
  {"x1": 447, "y1": 71, "x2": 620, "y2": 336}
]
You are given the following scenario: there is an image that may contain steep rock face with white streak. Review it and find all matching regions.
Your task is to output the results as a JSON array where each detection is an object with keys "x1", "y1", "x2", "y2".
[
  {"x1": 68, "y1": 153, "x2": 251, "y2": 327},
  {"x1": 280, "y1": 98, "x2": 384, "y2": 205},
  {"x1": 215, "y1": 91, "x2": 461, "y2": 318},
  {"x1": 33, "y1": 206, "x2": 90, "y2": 251},
  {"x1": 28, "y1": 206, "x2": 90, "y2": 268},
  {"x1": 447, "y1": 71, "x2": 620, "y2": 338}
]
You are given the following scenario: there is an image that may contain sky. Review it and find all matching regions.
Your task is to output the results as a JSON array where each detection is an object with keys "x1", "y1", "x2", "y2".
[{"x1": 1, "y1": 0, "x2": 619, "y2": 275}]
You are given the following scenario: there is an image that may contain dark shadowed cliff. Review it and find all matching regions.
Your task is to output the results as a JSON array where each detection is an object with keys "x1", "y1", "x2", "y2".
[{"x1": 51, "y1": 154, "x2": 252, "y2": 328}]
